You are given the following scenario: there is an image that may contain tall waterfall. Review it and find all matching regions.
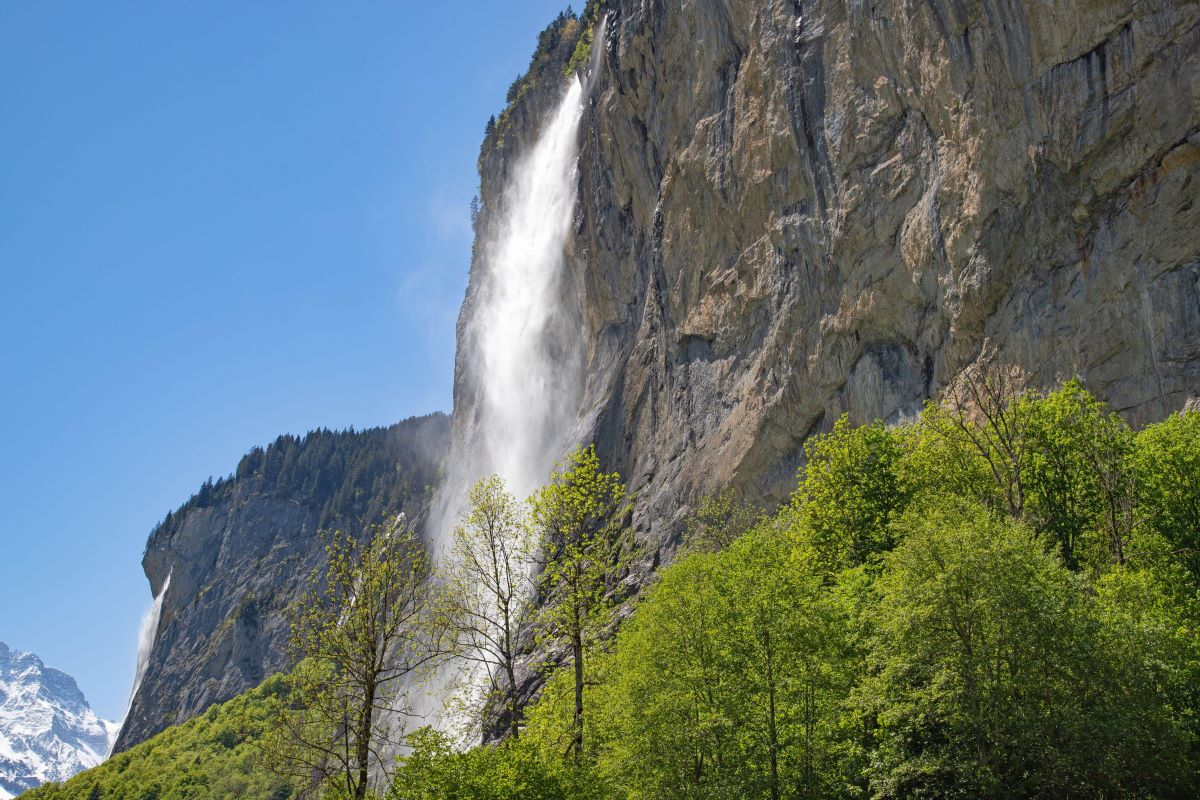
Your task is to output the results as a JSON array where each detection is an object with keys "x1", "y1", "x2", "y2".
[
  {"x1": 428, "y1": 70, "x2": 591, "y2": 550},
  {"x1": 412, "y1": 42, "x2": 603, "y2": 738},
  {"x1": 120, "y1": 572, "x2": 170, "y2": 729},
  {"x1": 472, "y1": 76, "x2": 588, "y2": 503}
]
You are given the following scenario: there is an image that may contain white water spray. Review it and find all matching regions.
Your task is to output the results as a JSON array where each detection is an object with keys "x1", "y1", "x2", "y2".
[
  {"x1": 474, "y1": 77, "x2": 587, "y2": 501},
  {"x1": 416, "y1": 28, "x2": 606, "y2": 738},
  {"x1": 429, "y1": 62, "x2": 597, "y2": 546},
  {"x1": 120, "y1": 571, "x2": 170, "y2": 727}
]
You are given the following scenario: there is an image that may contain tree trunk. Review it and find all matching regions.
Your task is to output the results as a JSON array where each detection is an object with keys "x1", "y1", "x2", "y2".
[
  {"x1": 506, "y1": 658, "x2": 520, "y2": 740},
  {"x1": 764, "y1": 629, "x2": 780, "y2": 800},
  {"x1": 572, "y1": 602, "x2": 584, "y2": 766},
  {"x1": 354, "y1": 675, "x2": 376, "y2": 800}
]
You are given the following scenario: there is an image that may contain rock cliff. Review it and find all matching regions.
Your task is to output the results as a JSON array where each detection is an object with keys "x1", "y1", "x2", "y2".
[
  {"x1": 468, "y1": 0, "x2": 1199, "y2": 561},
  {"x1": 115, "y1": 414, "x2": 448, "y2": 752}
]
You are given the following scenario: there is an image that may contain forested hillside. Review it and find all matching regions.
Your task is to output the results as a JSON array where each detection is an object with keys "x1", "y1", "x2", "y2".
[
  {"x1": 392, "y1": 378, "x2": 1200, "y2": 799},
  {"x1": 25, "y1": 678, "x2": 288, "y2": 800}
]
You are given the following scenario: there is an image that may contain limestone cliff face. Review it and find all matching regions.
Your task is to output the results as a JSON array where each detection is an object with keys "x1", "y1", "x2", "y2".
[
  {"x1": 468, "y1": 0, "x2": 1200, "y2": 559},
  {"x1": 115, "y1": 415, "x2": 448, "y2": 751}
]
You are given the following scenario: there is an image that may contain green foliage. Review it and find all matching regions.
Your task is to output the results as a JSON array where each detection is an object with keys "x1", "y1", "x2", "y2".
[
  {"x1": 388, "y1": 727, "x2": 608, "y2": 800},
  {"x1": 262, "y1": 521, "x2": 446, "y2": 800},
  {"x1": 1134, "y1": 409, "x2": 1200, "y2": 578},
  {"x1": 499, "y1": 10, "x2": 580, "y2": 113},
  {"x1": 24, "y1": 676, "x2": 294, "y2": 800},
  {"x1": 563, "y1": 18, "x2": 596, "y2": 77},
  {"x1": 683, "y1": 489, "x2": 763, "y2": 553},
  {"x1": 147, "y1": 414, "x2": 447, "y2": 554},
  {"x1": 563, "y1": 1, "x2": 608, "y2": 78},
  {"x1": 862, "y1": 497, "x2": 1191, "y2": 797},
  {"x1": 530, "y1": 444, "x2": 629, "y2": 763},
  {"x1": 574, "y1": 528, "x2": 857, "y2": 799},
  {"x1": 790, "y1": 415, "x2": 912, "y2": 571},
  {"x1": 486, "y1": 6, "x2": 597, "y2": 154},
  {"x1": 909, "y1": 377, "x2": 1142, "y2": 568},
  {"x1": 1020, "y1": 380, "x2": 1136, "y2": 569}
]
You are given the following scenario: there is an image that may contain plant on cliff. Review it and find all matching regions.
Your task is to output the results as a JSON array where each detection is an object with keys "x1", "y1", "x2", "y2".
[
  {"x1": 260, "y1": 519, "x2": 447, "y2": 800},
  {"x1": 500, "y1": 9, "x2": 580, "y2": 112}
]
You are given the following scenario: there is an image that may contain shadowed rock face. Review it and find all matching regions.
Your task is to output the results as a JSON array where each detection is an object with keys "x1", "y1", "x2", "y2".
[
  {"x1": 469, "y1": 0, "x2": 1199, "y2": 572},
  {"x1": 115, "y1": 414, "x2": 449, "y2": 752}
]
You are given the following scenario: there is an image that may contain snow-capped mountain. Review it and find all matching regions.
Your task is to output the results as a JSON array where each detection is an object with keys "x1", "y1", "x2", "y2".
[{"x1": 0, "y1": 642, "x2": 117, "y2": 799}]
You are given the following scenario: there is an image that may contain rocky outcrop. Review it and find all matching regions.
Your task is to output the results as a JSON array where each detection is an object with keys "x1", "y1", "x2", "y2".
[
  {"x1": 115, "y1": 414, "x2": 449, "y2": 752},
  {"x1": 469, "y1": 0, "x2": 1200, "y2": 563}
]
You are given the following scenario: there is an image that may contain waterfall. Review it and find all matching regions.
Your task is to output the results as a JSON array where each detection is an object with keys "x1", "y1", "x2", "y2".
[
  {"x1": 472, "y1": 76, "x2": 588, "y2": 502},
  {"x1": 119, "y1": 571, "x2": 171, "y2": 730},
  {"x1": 412, "y1": 28, "x2": 606, "y2": 739},
  {"x1": 428, "y1": 67, "x2": 593, "y2": 549}
]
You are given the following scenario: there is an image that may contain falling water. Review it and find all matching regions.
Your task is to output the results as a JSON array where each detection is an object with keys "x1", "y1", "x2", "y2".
[
  {"x1": 428, "y1": 61, "x2": 596, "y2": 547},
  {"x1": 472, "y1": 76, "x2": 588, "y2": 501},
  {"x1": 120, "y1": 571, "x2": 170, "y2": 728},
  {"x1": 413, "y1": 28, "x2": 605, "y2": 739}
]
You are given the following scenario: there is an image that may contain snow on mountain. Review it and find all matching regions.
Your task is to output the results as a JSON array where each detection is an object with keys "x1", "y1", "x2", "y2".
[{"x1": 0, "y1": 642, "x2": 117, "y2": 798}]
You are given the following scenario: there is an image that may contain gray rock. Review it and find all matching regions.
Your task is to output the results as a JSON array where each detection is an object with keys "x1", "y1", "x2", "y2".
[
  {"x1": 114, "y1": 414, "x2": 449, "y2": 752},
  {"x1": 465, "y1": 0, "x2": 1200, "y2": 572}
]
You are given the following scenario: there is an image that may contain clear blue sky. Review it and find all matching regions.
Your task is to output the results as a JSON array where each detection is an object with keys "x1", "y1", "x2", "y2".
[{"x1": 0, "y1": 1, "x2": 571, "y2": 722}]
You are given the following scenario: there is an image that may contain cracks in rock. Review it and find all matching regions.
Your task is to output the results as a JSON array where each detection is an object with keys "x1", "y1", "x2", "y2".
[{"x1": 784, "y1": 0, "x2": 834, "y2": 224}]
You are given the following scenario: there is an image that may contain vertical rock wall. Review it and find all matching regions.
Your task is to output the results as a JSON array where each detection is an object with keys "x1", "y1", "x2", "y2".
[{"x1": 465, "y1": 0, "x2": 1200, "y2": 559}]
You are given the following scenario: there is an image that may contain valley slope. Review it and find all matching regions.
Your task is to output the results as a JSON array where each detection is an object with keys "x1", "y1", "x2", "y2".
[{"x1": 115, "y1": 414, "x2": 448, "y2": 752}]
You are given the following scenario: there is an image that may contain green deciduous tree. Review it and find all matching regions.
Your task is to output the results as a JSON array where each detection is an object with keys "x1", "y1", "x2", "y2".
[
  {"x1": 1134, "y1": 409, "x2": 1200, "y2": 579},
  {"x1": 683, "y1": 489, "x2": 764, "y2": 553},
  {"x1": 861, "y1": 497, "x2": 1194, "y2": 797},
  {"x1": 530, "y1": 445, "x2": 627, "y2": 765},
  {"x1": 529, "y1": 523, "x2": 857, "y2": 800},
  {"x1": 707, "y1": 530, "x2": 854, "y2": 800},
  {"x1": 590, "y1": 550, "x2": 734, "y2": 799},
  {"x1": 442, "y1": 476, "x2": 536, "y2": 741},
  {"x1": 1020, "y1": 380, "x2": 1137, "y2": 569},
  {"x1": 262, "y1": 520, "x2": 446, "y2": 800},
  {"x1": 789, "y1": 414, "x2": 912, "y2": 572},
  {"x1": 913, "y1": 375, "x2": 1144, "y2": 570}
]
